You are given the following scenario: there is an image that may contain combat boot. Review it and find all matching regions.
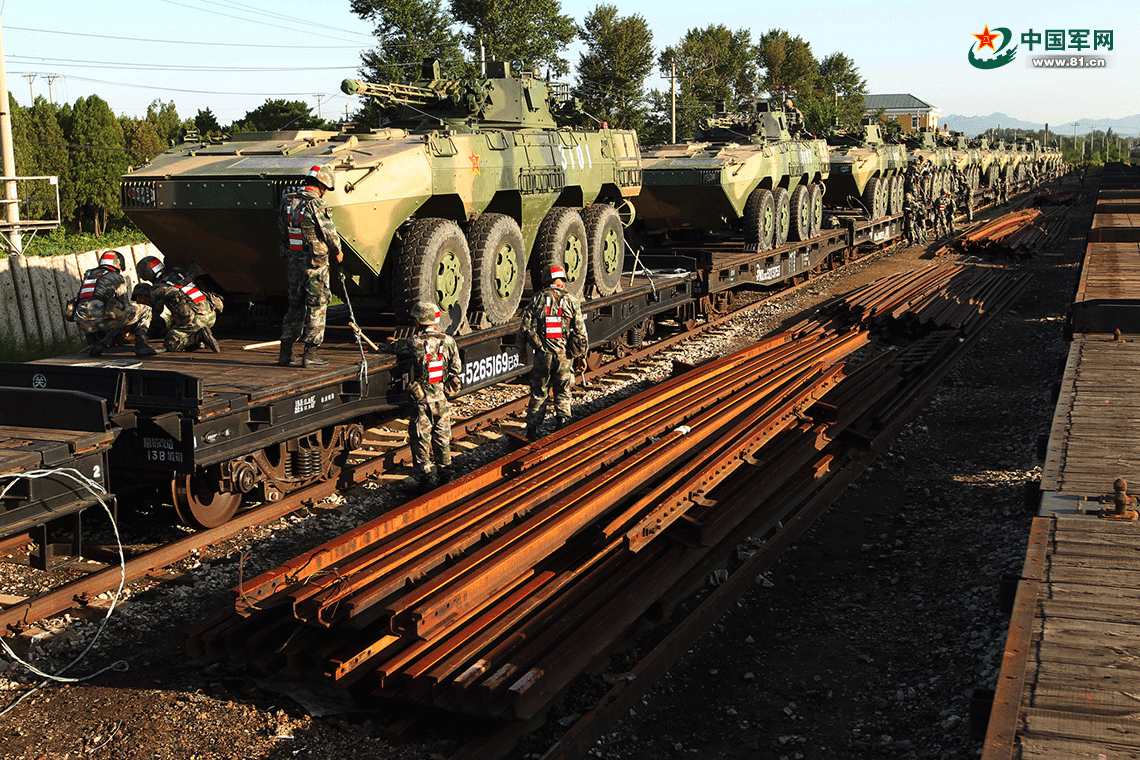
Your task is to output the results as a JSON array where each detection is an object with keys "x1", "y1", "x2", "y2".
[
  {"x1": 277, "y1": 340, "x2": 295, "y2": 367},
  {"x1": 85, "y1": 334, "x2": 103, "y2": 357},
  {"x1": 554, "y1": 416, "x2": 570, "y2": 430},
  {"x1": 199, "y1": 326, "x2": 220, "y2": 353},
  {"x1": 525, "y1": 424, "x2": 540, "y2": 441},
  {"x1": 134, "y1": 333, "x2": 158, "y2": 357},
  {"x1": 438, "y1": 464, "x2": 456, "y2": 483},
  {"x1": 302, "y1": 344, "x2": 328, "y2": 367}
]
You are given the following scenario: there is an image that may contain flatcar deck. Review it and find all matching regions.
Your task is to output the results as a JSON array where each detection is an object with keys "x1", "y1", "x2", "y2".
[{"x1": 984, "y1": 169, "x2": 1140, "y2": 759}]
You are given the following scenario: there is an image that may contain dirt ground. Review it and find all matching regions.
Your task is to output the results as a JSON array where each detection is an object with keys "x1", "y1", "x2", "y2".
[{"x1": 0, "y1": 183, "x2": 1090, "y2": 760}]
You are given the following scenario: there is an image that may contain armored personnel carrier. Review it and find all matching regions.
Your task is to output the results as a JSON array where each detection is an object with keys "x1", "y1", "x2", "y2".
[
  {"x1": 822, "y1": 119, "x2": 908, "y2": 220},
  {"x1": 634, "y1": 100, "x2": 829, "y2": 251},
  {"x1": 902, "y1": 127, "x2": 954, "y2": 198},
  {"x1": 970, "y1": 137, "x2": 1003, "y2": 188},
  {"x1": 937, "y1": 132, "x2": 982, "y2": 193},
  {"x1": 121, "y1": 59, "x2": 641, "y2": 331}
]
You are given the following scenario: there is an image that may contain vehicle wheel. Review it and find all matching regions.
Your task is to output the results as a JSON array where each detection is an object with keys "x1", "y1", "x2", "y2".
[
  {"x1": 743, "y1": 187, "x2": 775, "y2": 252},
  {"x1": 862, "y1": 177, "x2": 884, "y2": 220},
  {"x1": 887, "y1": 175, "x2": 903, "y2": 215},
  {"x1": 398, "y1": 218, "x2": 472, "y2": 333},
  {"x1": 788, "y1": 185, "x2": 811, "y2": 242},
  {"x1": 772, "y1": 187, "x2": 790, "y2": 246},
  {"x1": 172, "y1": 472, "x2": 241, "y2": 529},
  {"x1": 533, "y1": 207, "x2": 588, "y2": 299},
  {"x1": 468, "y1": 213, "x2": 525, "y2": 325},
  {"x1": 583, "y1": 204, "x2": 624, "y2": 297},
  {"x1": 808, "y1": 183, "x2": 824, "y2": 238}
]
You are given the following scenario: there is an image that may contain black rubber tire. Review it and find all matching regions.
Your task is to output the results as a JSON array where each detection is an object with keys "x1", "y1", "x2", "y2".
[
  {"x1": 397, "y1": 217, "x2": 472, "y2": 333},
  {"x1": 772, "y1": 187, "x2": 790, "y2": 247},
  {"x1": 862, "y1": 177, "x2": 884, "y2": 220},
  {"x1": 887, "y1": 174, "x2": 904, "y2": 216},
  {"x1": 743, "y1": 187, "x2": 775, "y2": 252},
  {"x1": 788, "y1": 184, "x2": 811, "y2": 242},
  {"x1": 468, "y1": 213, "x2": 525, "y2": 325},
  {"x1": 533, "y1": 207, "x2": 588, "y2": 299},
  {"x1": 808, "y1": 183, "x2": 823, "y2": 238},
  {"x1": 583, "y1": 204, "x2": 624, "y2": 297}
]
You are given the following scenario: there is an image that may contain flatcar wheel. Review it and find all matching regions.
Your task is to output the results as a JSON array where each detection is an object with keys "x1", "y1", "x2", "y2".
[{"x1": 172, "y1": 473, "x2": 242, "y2": 529}]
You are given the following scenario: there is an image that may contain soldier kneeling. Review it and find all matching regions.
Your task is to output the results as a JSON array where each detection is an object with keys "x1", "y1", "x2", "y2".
[
  {"x1": 65, "y1": 249, "x2": 157, "y2": 357},
  {"x1": 136, "y1": 256, "x2": 222, "y2": 353}
]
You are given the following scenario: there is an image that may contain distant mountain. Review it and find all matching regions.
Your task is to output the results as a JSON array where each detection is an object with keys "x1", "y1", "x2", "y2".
[{"x1": 941, "y1": 112, "x2": 1140, "y2": 137}]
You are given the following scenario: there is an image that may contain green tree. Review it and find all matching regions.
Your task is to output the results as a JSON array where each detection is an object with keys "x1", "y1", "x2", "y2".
[
  {"x1": 797, "y1": 51, "x2": 867, "y2": 134},
  {"x1": 146, "y1": 99, "x2": 183, "y2": 147},
  {"x1": 67, "y1": 95, "x2": 130, "y2": 235},
  {"x1": 229, "y1": 99, "x2": 323, "y2": 132},
  {"x1": 572, "y1": 4, "x2": 654, "y2": 132},
  {"x1": 26, "y1": 97, "x2": 73, "y2": 221},
  {"x1": 194, "y1": 108, "x2": 222, "y2": 136},
  {"x1": 646, "y1": 25, "x2": 757, "y2": 144},
  {"x1": 755, "y1": 29, "x2": 817, "y2": 94},
  {"x1": 449, "y1": 0, "x2": 576, "y2": 77},
  {"x1": 121, "y1": 117, "x2": 165, "y2": 166}
]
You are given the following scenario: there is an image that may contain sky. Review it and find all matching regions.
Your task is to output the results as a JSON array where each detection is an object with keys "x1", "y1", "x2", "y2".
[{"x1": 3, "y1": 0, "x2": 1139, "y2": 133}]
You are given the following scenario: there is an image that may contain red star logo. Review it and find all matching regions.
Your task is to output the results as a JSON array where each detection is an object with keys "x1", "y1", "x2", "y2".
[
  {"x1": 974, "y1": 25, "x2": 999, "y2": 51},
  {"x1": 468, "y1": 150, "x2": 481, "y2": 177}
]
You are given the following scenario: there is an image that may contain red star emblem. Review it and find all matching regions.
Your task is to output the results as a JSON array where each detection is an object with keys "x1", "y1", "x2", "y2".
[
  {"x1": 468, "y1": 150, "x2": 481, "y2": 177},
  {"x1": 974, "y1": 25, "x2": 999, "y2": 51}
]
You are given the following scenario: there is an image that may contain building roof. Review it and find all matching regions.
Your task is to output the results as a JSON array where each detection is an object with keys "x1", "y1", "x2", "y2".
[{"x1": 865, "y1": 93, "x2": 935, "y2": 111}]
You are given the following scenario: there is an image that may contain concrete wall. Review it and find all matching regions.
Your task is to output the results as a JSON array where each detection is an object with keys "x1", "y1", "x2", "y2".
[{"x1": 0, "y1": 243, "x2": 162, "y2": 354}]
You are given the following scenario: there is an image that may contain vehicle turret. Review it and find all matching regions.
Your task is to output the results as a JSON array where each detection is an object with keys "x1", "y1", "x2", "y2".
[{"x1": 822, "y1": 118, "x2": 909, "y2": 219}]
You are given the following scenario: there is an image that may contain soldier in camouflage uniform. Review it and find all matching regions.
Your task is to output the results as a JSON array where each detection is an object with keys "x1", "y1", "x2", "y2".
[
  {"x1": 278, "y1": 164, "x2": 343, "y2": 368},
  {"x1": 933, "y1": 192, "x2": 949, "y2": 238},
  {"x1": 389, "y1": 301, "x2": 462, "y2": 486},
  {"x1": 66, "y1": 249, "x2": 156, "y2": 357},
  {"x1": 518, "y1": 264, "x2": 589, "y2": 441},
  {"x1": 944, "y1": 188, "x2": 957, "y2": 235},
  {"x1": 136, "y1": 256, "x2": 221, "y2": 353},
  {"x1": 903, "y1": 192, "x2": 920, "y2": 246}
]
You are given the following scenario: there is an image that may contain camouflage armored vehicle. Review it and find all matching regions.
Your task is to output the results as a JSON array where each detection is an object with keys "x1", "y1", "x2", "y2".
[
  {"x1": 121, "y1": 59, "x2": 641, "y2": 332},
  {"x1": 902, "y1": 127, "x2": 955, "y2": 199},
  {"x1": 634, "y1": 100, "x2": 829, "y2": 251},
  {"x1": 937, "y1": 132, "x2": 982, "y2": 192},
  {"x1": 822, "y1": 118, "x2": 909, "y2": 220},
  {"x1": 969, "y1": 137, "x2": 1004, "y2": 188}
]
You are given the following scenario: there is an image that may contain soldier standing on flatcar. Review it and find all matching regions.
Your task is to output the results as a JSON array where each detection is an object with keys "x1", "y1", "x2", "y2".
[
  {"x1": 65, "y1": 249, "x2": 156, "y2": 357},
  {"x1": 518, "y1": 264, "x2": 589, "y2": 441},
  {"x1": 278, "y1": 164, "x2": 343, "y2": 368},
  {"x1": 136, "y1": 256, "x2": 222, "y2": 353},
  {"x1": 389, "y1": 301, "x2": 462, "y2": 487},
  {"x1": 945, "y1": 187, "x2": 958, "y2": 235},
  {"x1": 903, "y1": 192, "x2": 920, "y2": 246}
]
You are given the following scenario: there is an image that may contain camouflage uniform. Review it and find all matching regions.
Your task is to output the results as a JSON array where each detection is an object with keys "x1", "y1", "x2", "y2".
[
  {"x1": 519, "y1": 283, "x2": 588, "y2": 436},
  {"x1": 934, "y1": 194, "x2": 950, "y2": 238},
  {"x1": 903, "y1": 192, "x2": 920, "y2": 246},
  {"x1": 391, "y1": 325, "x2": 462, "y2": 479},
  {"x1": 279, "y1": 186, "x2": 341, "y2": 352},
  {"x1": 944, "y1": 189, "x2": 957, "y2": 235},
  {"x1": 149, "y1": 273, "x2": 221, "y2": 352},
  {"x1": 964, "y1": 183, "x2": 975, "y2": 222},
  {"x1": 72, "y1": 265, "x2": 153, "y2": 355}
]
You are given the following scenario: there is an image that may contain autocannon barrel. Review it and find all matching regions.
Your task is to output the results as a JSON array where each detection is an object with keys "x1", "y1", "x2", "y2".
[{"x1": 340, "y1": 78, "x2": 443, "y2": 106}]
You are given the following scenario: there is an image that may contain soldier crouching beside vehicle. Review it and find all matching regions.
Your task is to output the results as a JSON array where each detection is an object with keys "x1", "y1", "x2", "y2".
[
  {"x1": 64, "y1": 249, "x2": 157, "y2": 357},
  {"x1": 136, "y1": 256, "x2": 222, "y2": 352},
  {"x1": 388, "y1": 301, "x2": 462, "y2": 488}
]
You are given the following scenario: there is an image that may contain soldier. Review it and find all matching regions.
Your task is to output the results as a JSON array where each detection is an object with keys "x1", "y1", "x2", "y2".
[
  {"x1": 904, "y1": 164, "x2": 920, "y2": 199},
  {"x1": 65, "y1": 249, "x2": 156, "y2": 357},
  {"x1": 136, "y1": 256, "x2": 221, "y2": 353},
  {"x1": 964, "y1": 179, "x2": 975, "y2": 223},
  {"x1": 278, "y1": 164, "x2": 343, "y2": 368},
  {"x1": 518, "y1": 264, "x2": 589, "y2": 440},
  {"x1": 389, "y1": 301, "x2": 462, "y2": 487},
  {"x1": 903, "y1": 192, "x2": 920, "y2": 246},
  {"x1": 933, "y1": 192, "x2": 950, "y2": 238},
  {"x1": 945, "y1": 189, "x2": 957, "y2": 235}
]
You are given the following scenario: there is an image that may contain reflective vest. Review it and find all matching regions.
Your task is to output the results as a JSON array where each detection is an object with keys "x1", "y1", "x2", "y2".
[
  {"x1": 287, "y1": 201, "x2": 307, "y2": 253},
  {"x1": 78, "y1": 269, "x2": 109, "y2": 300},
  {"x1": 424, "y1": 331, "x2": 444, "y2": 384},
  {"x1": 178, "y1": 280, "x2": 207, "y2": 305},
  {"x1": 544, "y1": 295, "x2": 563, "y2": 339}
]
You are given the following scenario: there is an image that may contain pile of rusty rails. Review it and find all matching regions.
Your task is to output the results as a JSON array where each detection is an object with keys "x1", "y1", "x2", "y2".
[
  {"x1": 935, "y1": 206, "x2": 1070, "y2": 259},
  {"x1": 188, "y1": 263, "x2": 1030, "y2": 727}
]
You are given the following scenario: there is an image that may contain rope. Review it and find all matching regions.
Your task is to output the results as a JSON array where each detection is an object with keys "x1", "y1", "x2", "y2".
[
  {"x1": 0, "y1": 468, "x2": 129, "y2": 718},
  {"x1": 338, "y1": 271, "x2": 369, "y2": 393}
]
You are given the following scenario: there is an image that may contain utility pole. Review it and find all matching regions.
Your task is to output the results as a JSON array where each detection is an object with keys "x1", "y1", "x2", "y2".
[
  {"x1": 0, "y1": 15, "x2": 24, "y2": 254},
  {"x1": 480, "y1": 38, "x2": 486, "y2": 77},
  {"x1": 669, "y1": 62, "x2": 677, "y2": 144},
  {"x1": 44, "y1": 74, "x2": 61, "y2": 104},
  {"x1": 22, "y1": 72, "x2": 35, "y2": 104},
  {"x1": 313, "y1": 93, "x2": 325, "y2": 120}
]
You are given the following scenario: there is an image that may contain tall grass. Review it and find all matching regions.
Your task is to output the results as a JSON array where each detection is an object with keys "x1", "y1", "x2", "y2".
[
  {"x1": 22, "y1": 223, "x2": 151, "y2": 258},
  {"x1": 0, "y1": 330, "x2": 85, "y2": 363}
]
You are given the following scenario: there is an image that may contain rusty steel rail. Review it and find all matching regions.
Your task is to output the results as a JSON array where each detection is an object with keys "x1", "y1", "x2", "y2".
[{"x1": 184, "y1": 263, "x2": 1031, "y2": 733}]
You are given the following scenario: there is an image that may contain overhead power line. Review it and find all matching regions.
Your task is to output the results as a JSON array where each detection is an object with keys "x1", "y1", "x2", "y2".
[
  {"x1": 5, "y1": 25, "x2": 364, "y2": 49},
  {"x1": 9, "y1": 55, "x2": 357, "y2": 73},
  {"x1": 156, "y1": 0, "x2": 371, "y2": 44}
]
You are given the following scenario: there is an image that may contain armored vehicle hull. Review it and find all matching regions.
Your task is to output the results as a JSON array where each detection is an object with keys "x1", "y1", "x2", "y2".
[
  {"x1": 122, "y1": 60, "x2": 641, "y2": 332},
  {"x1": 823, "y1": 120, "x2": 908, "y2": 220},
  {"x1": 635, "y1": 103, "x2": 829, "y2": 251}
]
